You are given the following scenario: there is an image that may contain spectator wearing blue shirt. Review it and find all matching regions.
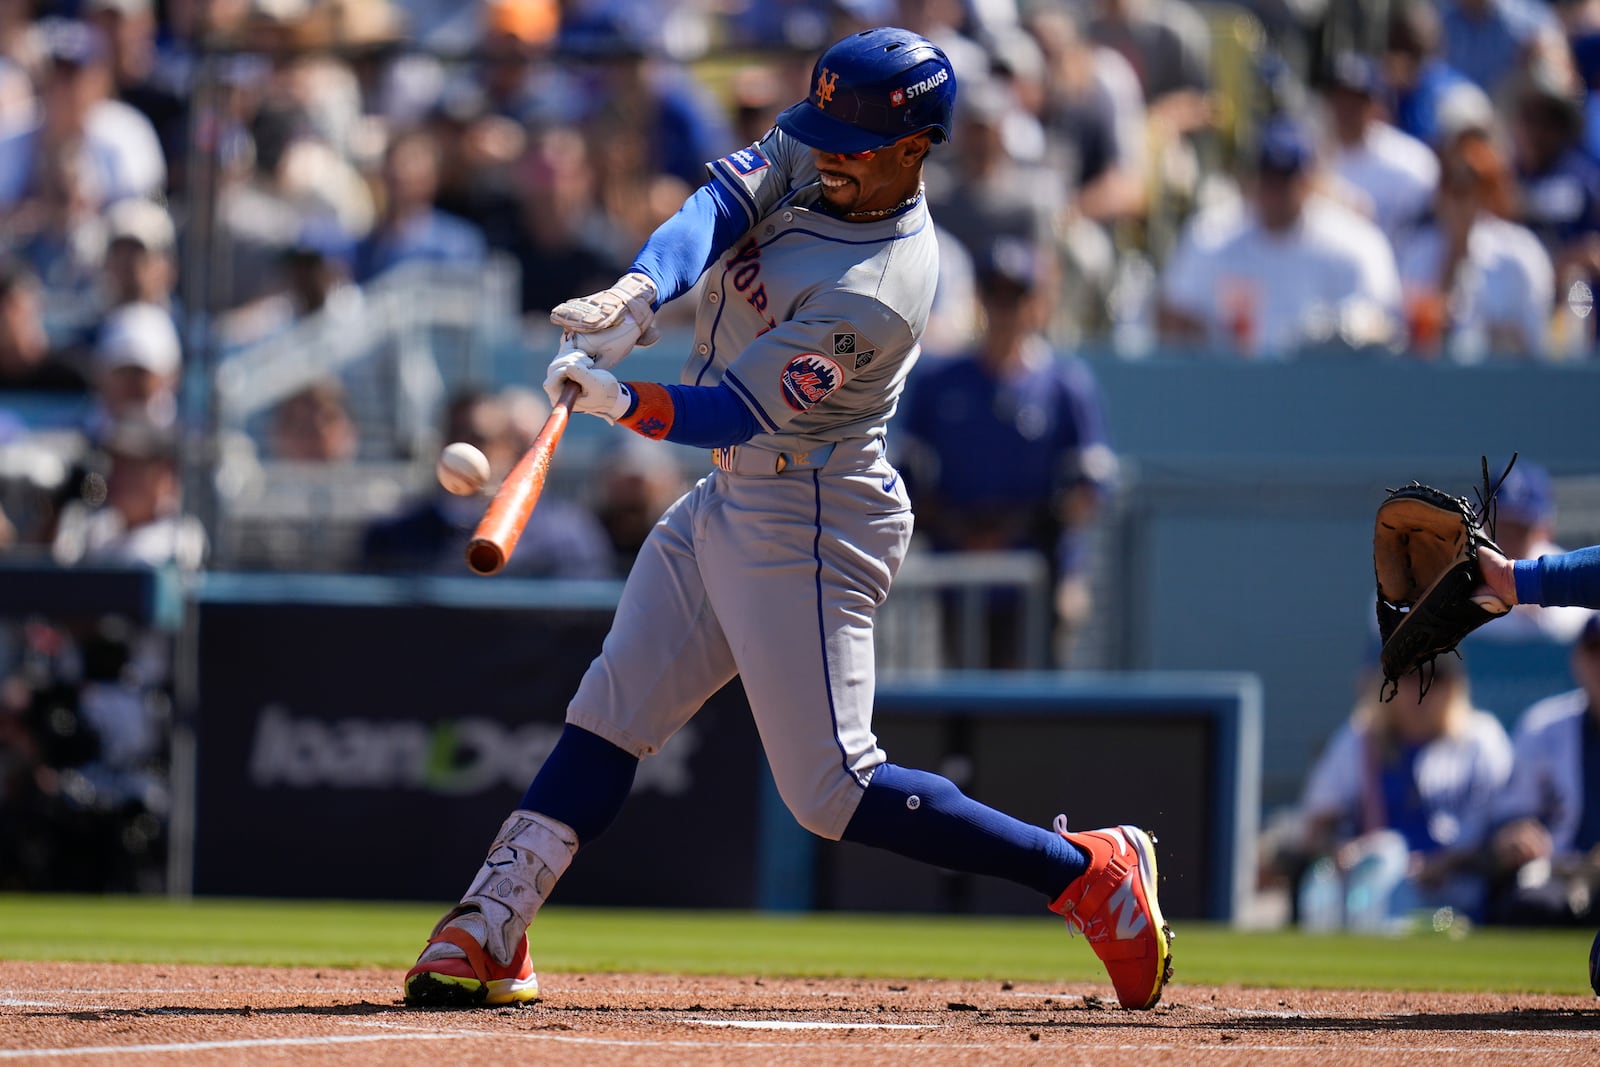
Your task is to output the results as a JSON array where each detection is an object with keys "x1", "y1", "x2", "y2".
[
  {"x1": 896, "y1": 236, "x2": 1117, "y2": 667},
  {"x1": 1572, "y1": 33, "x2": 1600, "y2": 165},
  {"x1": 559, "y1": 12, "x2": 736, "y2": 191},
  {"x1": 353, "y1": 128, "x2": 488, "y2": 285},
  {"x1": 1510, "y1": 74, "x2": 1600, "y2": 289},
  {"x1": 1437, "y1": 0, "x2": 1560, "y2": 97},
  {"x1": 1384, "y1": 0, "x2": 1474, "y2": 148}
]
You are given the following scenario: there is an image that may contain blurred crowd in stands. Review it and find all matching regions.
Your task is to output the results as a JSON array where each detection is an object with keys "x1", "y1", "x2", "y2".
[
  {"x1": 4, "y1": 0, "x2": 1600, "y2": 567},
  {"x1": 4, "y1": 0, "x2": 1600, "y2": 896}
]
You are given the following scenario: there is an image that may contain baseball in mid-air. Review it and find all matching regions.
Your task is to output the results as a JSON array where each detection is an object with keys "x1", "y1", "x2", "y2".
[{"x1": 437, "y1": 441, "x2": 491, "y2": 496}]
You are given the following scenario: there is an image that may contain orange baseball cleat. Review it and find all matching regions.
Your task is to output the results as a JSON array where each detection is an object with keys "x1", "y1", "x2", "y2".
[
  {"x1": 1049, "y1": 819, "x2": 1174, "y2": 1010},
  {"x1": 403, "y1": 923, "x2": 540, "y2": 1008}
]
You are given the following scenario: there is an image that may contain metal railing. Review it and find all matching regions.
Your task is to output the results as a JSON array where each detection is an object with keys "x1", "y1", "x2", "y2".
[{"x1": 878, "y1": 550, "x2": 1053, "y2": 673}]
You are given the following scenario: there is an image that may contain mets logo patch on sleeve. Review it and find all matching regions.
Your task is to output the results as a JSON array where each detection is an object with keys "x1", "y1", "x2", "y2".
[
  {"x1": 721, "y1": 147, "x2": 769, "y2": 175},
  {"x1": 780, "y1": 354, "x2": 843, "y2": 411}
]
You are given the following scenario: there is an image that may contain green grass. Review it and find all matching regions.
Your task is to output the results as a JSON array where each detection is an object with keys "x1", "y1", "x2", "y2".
[{"x1": 1, "y1": 896, "x2": 1595, "y2": 996}]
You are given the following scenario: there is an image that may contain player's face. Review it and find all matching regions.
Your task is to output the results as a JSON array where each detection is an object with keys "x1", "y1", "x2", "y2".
[{"x1": 812, "y1": 134, "x2": 930, "y2": 218}]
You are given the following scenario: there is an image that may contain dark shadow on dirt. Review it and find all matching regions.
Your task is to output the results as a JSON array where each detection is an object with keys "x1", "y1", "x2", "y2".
[{"x1": 1216, "y1": 1009, "x2": 1600, "y2": 1033}]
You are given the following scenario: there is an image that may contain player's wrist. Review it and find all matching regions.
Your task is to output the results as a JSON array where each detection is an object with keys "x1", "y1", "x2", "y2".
[
  {"x1": 620, "y1": 271, "x2": 659, "y2": 313},
  {"x1": 1511, "y1": 558, "x2": 1537, "y2": 607},
  {"x1": 611, "y1": 383, "x2": 637, "y2": 421}
]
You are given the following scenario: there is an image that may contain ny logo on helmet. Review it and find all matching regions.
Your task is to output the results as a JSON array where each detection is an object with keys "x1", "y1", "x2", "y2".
[{"x1": 816, "y1": 69, "x2": 839, "y2": 106}]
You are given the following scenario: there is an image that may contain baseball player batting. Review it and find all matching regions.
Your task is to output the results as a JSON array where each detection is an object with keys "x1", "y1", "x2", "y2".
[{"x1": 404, "y1": 27, "x2": 1172, "y2": 1011}]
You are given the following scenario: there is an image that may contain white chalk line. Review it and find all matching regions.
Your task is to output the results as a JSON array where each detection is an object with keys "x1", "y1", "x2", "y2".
[
  {"x1": 0, "y1": 988, "x2": 366, "y2": 998},
  {"x1": 0, "y1": 1034, "x2": 466, "y2": 1059}
]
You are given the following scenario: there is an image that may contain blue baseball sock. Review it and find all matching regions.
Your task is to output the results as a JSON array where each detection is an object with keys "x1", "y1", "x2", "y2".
[
  {"x1": 519, "y1": 724, "x2": 639, "y2": 843},
  {"x1": 840, "y1": 763, "x2": 1087, "y2": 900}
]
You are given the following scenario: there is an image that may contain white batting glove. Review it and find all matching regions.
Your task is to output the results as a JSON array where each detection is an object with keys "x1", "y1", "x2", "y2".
[
  {"x1": 543, "y1": 347, "x2": 633, "y2": 424},
  {"x1": 548, "y1": 272, "x2": 660, "y2": 370},
  {"x1": 542, "y1": 335, "x2": 591, "y2": 407}
]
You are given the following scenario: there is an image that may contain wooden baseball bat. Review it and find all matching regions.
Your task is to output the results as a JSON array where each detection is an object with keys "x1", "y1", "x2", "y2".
[{"x1": 466, "y1": 380, "x2": 580, "y2": 575}]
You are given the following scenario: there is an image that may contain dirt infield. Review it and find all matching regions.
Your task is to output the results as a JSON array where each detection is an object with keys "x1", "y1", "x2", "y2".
[{"x1": 3, "y1": 962, "x2": 1598, "y2": 1065}]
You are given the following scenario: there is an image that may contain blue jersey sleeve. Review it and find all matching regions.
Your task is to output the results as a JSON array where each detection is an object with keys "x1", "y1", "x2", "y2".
[
  {"x1": 628, "y1": 180, "x2": 750, "y2": 307},
  {"x1": 1514, "y1": 545, "x2": 1600, "y2": 609},
  {"x1": 659, "y1": 382, "x2": 760, "y2": 447},
  {"x1": 618, "y1": 380, "x2": 760, "y2": 448}
]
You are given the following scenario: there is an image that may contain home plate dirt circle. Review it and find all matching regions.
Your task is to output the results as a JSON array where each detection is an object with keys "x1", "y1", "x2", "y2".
[{"x1": 3, "y1": 962, "x2": 1598, "y2": 1065}]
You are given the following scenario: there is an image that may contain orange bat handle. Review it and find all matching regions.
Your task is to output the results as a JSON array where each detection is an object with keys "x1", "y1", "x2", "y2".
[{"x1": 466, "y1": 380, "x2": 580, "y2": 575}]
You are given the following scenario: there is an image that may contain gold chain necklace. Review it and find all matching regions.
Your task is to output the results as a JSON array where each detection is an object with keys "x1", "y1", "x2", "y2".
[{"x1": 837, "y1": 184, "x2": 925, "y2": 221}]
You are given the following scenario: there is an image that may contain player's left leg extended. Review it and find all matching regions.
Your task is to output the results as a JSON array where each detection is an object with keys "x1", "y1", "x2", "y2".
[
  {"x1": 702, "y1": 447, "x2": 1171, "y2": 1010},
  {"x1": 408, "y1": 480, "x2": 737, "y2": 1007}
]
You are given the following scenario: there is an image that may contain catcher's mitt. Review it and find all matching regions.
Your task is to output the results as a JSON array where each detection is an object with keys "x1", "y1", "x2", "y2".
[{"x1": 1373, "y1": 455, "x2": 1518, "y2": 700}]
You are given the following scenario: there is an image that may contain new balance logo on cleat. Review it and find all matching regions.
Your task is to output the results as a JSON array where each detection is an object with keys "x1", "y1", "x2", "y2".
[{"x1": 1105, "y1": 877, "x2": 1151, "y2": 940}]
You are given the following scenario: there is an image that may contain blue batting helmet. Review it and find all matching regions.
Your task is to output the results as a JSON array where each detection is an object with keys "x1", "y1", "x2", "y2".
[{"x1": 776, "y1": 27, "x2": 957, "y2": 155}]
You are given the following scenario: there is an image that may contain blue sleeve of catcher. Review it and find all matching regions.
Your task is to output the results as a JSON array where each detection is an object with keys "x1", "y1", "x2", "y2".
[
  {"x1": 628, "y1": 181, "x2": 749, "y2": 307},
  {"x1": 1514, "y1": 545, "x2": 1600, "y2": 609}
]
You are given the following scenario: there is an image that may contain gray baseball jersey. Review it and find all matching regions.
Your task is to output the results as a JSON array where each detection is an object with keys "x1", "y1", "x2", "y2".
[{"x1": 565, "y1": 127, "x2": 939, "y2": 839}]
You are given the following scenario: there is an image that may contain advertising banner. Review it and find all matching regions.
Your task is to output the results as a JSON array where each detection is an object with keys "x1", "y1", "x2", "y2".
[{"x1": 192, "y1": 597, "x2": 763, "y2": 907}]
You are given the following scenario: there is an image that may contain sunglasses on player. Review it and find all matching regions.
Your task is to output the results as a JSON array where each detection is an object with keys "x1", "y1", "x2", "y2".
[{"x1": 830, "y1": 130, "x2": 930, "y2": 161}]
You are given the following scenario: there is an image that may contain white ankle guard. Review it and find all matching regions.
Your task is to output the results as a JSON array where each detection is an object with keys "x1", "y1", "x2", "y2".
[{"x1": 451, "y1": 810, "x2": 578, "y2": 965}]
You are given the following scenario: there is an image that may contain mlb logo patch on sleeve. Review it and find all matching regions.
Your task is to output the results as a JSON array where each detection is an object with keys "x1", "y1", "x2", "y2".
[
  {"x1": 721, "y1": 147, "x2": 770, "y2": 175},
  {"x1": 780, "y1": 354, "x2": 843, "y2": 411}
]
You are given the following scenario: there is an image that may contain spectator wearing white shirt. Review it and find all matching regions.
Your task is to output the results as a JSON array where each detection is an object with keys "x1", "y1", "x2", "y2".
[
  {"x1": 1293, "y1": 656, "x2": 1513, "y2": 930},
  {"x1": 1395, "y1": 133, "x2": 1554, "y2": 360},
  {"x1": 50, "y1": 415, "x2": 205, "y2": 571},
  {"x1": 1323, "y1": 52, "x2": 1439, "y2": 240},
  {"x1": 0, "y1": 19, "x2": 165, "y2": 211},
  {"x1": 1486, "y1": 613, "x2": 1600, "y2": 924},
  {"x1": 1158, "y1": 114, "x2": 1402, "y2": 358}
]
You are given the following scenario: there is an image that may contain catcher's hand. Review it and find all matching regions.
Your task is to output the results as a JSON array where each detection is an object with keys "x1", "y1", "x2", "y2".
[{"x1": 1373, "y1": 455, "x2": 1519, "y2": 699}]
